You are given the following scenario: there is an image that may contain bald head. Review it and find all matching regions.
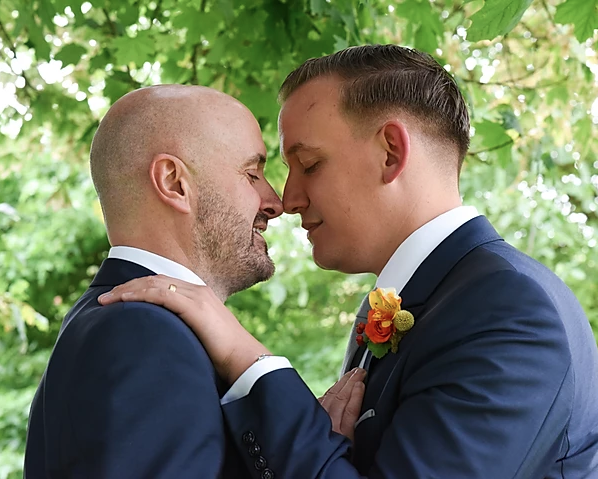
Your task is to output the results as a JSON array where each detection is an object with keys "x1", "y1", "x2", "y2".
[{"x1": 90, "y1": 84, "x2": 255, "y2": 226}]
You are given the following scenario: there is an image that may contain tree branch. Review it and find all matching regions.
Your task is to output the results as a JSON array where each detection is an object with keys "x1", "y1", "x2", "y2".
[
  {"x1": 468, "y1": 139, "x2": 515, "y2": 156},
  {"x1": 540, "y1": 0, "x2": 558, "y2": 30},
  {"x1": 103, "y1": 8, "x2": 117, "y2": 36},
  {"x1": 189, "y1": 43, "x2": 199, "y2": 84},
  {"x1": 0, "y1": 19, "x2": 35, "y2": 99},
  {"x1": 102, "y1": 8, "x2": 140, "y2": 88},
  {"x1": 150, "y1": 0, "x2": 163, "y2": 24}
]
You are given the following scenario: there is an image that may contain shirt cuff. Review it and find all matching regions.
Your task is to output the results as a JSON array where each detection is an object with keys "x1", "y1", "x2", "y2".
[{"x1": 220, "y1": 356, "x2": 292, "y2": 405}]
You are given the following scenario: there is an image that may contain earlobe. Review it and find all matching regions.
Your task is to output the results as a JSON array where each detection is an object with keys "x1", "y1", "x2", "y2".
[
  {"x1": 379, "y1": 121, "x2": 410, "y2": 184},
  {"x1": 149, "y1": 154, "x2": 192, "y2": 214}
]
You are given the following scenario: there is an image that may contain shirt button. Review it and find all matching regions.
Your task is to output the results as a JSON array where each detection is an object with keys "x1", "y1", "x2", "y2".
[
  {"x1": 254, "y1": 456, "x2": 267, "y2": 471},
  {"x1": 261, "y1": 468, "x2": 275, "y2": 479},
  {"x1": 242, "y1": 431, "x2": 255, "y2": 445},
  {"x1": 248, "y1": 442, "x2": 261, "y2": 457}
]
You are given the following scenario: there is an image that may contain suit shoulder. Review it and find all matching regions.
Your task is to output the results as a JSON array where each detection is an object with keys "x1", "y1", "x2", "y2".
[{"x1": 57, "y1": 294, "x2": 210, "y2": 368}]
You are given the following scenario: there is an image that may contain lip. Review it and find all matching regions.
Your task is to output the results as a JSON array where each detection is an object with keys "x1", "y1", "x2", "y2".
[
  {"x1": 253, "y1": 224, "x2": 268, "y2": 234},
  {"x1": 302, "y1": 221, "x2": 322, "y2": 237}
]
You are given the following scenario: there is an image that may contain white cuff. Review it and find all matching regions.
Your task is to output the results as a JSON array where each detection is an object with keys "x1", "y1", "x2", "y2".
[{"x1": 220, "y1": 356, "x2": 292, "y2": 405}]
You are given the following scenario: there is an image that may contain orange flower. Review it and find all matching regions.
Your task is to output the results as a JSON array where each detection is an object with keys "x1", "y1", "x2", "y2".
[
  {"x1": 355, "y1": 288, "x2": 414, "y2": 358},
  {"x1": 365, "y1": 308, "x2": 396, "y2": 343}
]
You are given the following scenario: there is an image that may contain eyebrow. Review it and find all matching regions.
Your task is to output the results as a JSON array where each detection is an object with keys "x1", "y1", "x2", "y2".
[
  {"x1": 241, "y1": 153, "x2": 266, "y2": 169},
  {"x1": 285, "y1": 142, "x2": 322, "y2": 157}
]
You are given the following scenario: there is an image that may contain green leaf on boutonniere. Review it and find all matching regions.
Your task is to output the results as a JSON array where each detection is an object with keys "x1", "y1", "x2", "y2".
[{"x1": 368, "y1": 341, "x2": 391, "y2": 359}]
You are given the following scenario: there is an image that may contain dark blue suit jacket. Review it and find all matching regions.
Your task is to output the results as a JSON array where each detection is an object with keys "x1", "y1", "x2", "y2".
[
  {"x1": 25, "y1": 258, "x2": 247, "y2": 478},
  {"x1": 223, "y1": 216, "x2": 598, "y2": 478}
]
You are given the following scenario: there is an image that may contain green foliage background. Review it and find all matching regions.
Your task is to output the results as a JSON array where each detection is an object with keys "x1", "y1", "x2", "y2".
[{"x1": 1, "y1": 0, "x2": 598, "y2": 476}]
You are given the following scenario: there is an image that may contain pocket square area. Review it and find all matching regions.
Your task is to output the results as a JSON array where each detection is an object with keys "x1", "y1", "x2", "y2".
[{"x1": 355, "y1": 408, "x2": 376, "y2": 428}]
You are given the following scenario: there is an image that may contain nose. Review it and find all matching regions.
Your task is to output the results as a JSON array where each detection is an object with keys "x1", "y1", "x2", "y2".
[
  {"x1": 260, "y1": 181, "x2": 283, "y2": 219},
  {"x1": 282, "y1": 174, "x2": 308, "y2": 215}
]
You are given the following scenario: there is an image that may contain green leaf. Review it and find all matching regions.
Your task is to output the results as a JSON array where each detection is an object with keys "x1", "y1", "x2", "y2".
[
  {"x1": 333, "y1": 35, "x2": 348, "y2": 51},
  {"x1": 395, "y1": 0, "x2": 443, "y2": 52},
  {"x1": 574, "y1": 116, "x2": 594, "y2": 158},
  {"x1": 55, "y1": 44, "x2": 86, "y2": 66},
  {"x1": 112, "y1": 30, "x2": 155, "y2": 66},
  {"x1": 497, "y1": 106, "x2": 523, "y2": 135},
  {"x1": 103, "y1": 75, "x2": 132, "y2": 104},
  {"x1": 36, "y1": 0, "x2": 57, "y2": 32},
  {"x1": 311, "y1": 0, "x2": 327, "y2": 15},
  {"x1": 118, "y1": 2, "x2": 140, "y2": 27},
  {"x1": 367, "y1": 341, "x2": 391, "y2": 359},
  {"x1": 555, "y1": 0, "x2": 598, "y2": 43},
  {"x1": 546, "y1": 85, "x2": 569, "y2": 106},
  {"x1": 173, "y1": 7, "x2": 222, "y2": 42},
  {"x1": 53, "y1": 0, "x2": 84, "y2": 16},
  {"x1": 473, "y1": 120, "x2": 513, "y2": 149},
  {"x1": 467, "y1": 0, "x2": 534, "y2": 42},
  {"x1": 26, "y1": 17, "x2": 51, "y2": 61}
]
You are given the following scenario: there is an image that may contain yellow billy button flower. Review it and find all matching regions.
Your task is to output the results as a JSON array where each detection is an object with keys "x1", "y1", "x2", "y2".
[{"x1": 359, "y1": 288, "x2": 415, "y2": 359}]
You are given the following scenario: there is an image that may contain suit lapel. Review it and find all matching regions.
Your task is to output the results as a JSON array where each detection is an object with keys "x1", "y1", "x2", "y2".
[
  {"x1": 399, "y1": 216, "x2": 502, "y2": 310},
  {"x1": 359, "y1": 216, "x2": 503, "y2": 407},
  {"x1": 353, "y1": 217, "x2": 504, "y2": 470}
]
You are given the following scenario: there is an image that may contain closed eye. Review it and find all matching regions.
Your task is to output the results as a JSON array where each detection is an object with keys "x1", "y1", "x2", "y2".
[
  {"x1": 304, "y1": 162, "x2": 320, "y2": 175},
  {"x1": 247, "y1": 172, "x2": 260, "y2": 183}
]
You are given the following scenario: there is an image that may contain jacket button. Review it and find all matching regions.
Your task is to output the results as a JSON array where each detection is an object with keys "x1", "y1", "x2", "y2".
[
  {"x1": 248, "y1": 442, "x2": 261, "y2": 457},
  {"x1": 242, "y1": 431, "x2": 255, "y2": 445},
  {"x1": 254, "y1": 456, "x2": 267, "y2": 470},
  {"x1": 261, "y1": 468, "x2": 275, "y2": 479}
]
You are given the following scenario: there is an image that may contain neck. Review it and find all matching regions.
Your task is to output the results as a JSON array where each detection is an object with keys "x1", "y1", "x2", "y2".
[
  {"x1": 372, "y1": 192, "x2": 462, "y2": 276},
  {"x1": 109, "y1": 230, "x2": 230, "y2": 303}
]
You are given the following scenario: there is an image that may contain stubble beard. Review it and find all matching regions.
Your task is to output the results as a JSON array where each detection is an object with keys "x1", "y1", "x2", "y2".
[{"x1": 193, "y1": 195, "x2": 275, "y2": 299}]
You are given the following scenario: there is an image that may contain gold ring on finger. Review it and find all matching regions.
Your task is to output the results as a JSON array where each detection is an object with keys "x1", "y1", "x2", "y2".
[{"x1": 168, "y1": 284, "x2": 177, "y2": 293}]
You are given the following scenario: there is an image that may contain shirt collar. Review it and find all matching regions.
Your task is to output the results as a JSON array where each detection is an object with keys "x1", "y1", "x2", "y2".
[
  {"x1": 108, "y1": 246, "x2": 205, "y2": 286},
  {"x1": 376, "y1": 205, "x2": 480, "y2": 293}
]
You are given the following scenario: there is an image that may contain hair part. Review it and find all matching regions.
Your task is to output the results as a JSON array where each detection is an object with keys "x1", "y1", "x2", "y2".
[{"x1": 279, "y1": 44, "x2": 470, "y2": 171}]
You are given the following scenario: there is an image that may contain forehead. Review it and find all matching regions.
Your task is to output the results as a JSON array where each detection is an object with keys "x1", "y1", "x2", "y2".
[
  {"x1": 279, "y1": 77, "x2": 350, "y2": 152},
  {"x1": 208, "y1": 105, "x2": 267, "y2": 160},
  {"x1": 281, "y1": 77, "x2": 341, "y2": 119}
]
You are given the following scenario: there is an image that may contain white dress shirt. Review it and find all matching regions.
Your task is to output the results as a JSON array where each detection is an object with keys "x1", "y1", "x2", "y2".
[
  {"x1": 376, "y1": 205, "x2": 480, "y2": 291},
  {"x1": 227, "y1": 206, "x2": 480, "y2": 402},
  {"x1": 109, "y1": 246, "x2": 206, "y2": 285},
  {"x1": 108, "y1": 245, "x2": 291, "y2": 405},
  {"x1": 350, "y1": 205, "x2": 480, "y2": 370}
]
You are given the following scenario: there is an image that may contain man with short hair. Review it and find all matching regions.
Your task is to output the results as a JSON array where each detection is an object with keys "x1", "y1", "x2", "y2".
[
  {"x1": 102, "y1": 45, "x2": 598, "y2": 478},
  {"x1": 25, "y1": 84, "x2": 283, "y2": 478}
]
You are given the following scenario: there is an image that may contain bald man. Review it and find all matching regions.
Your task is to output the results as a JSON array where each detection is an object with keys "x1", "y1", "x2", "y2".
[{"x1": 24, "y1": 85, "x2": 283, "y2": 478}]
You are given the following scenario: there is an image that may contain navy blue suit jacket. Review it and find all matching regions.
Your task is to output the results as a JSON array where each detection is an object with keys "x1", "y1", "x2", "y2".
[
  {"x1": 25, "y1": 258, "x2": 247, "y2": 478},
  {"x1": 223, "y1": 216, "x2": 598, "y2": 478}
]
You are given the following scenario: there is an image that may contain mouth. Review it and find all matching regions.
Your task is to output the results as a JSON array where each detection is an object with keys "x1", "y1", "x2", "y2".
[
  {"x1": 252, "y1": 224, "x2": 267, "y2": 236},
  {"x1": 302, "y1": 222, "x2": 322, "y2": 238}
]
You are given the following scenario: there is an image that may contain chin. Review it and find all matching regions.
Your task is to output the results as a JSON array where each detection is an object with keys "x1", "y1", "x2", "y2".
[
  {"x1": 313, "y1": 249, "x2": 367, "y2": 274},
  {"x1": 312, "y1": 250, "x2": 342, "y2": 272}
]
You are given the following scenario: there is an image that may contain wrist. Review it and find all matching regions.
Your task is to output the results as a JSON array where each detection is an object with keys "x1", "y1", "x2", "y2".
[{"x1": 224, "y1": 347, "x2": 272, "y2": 385}]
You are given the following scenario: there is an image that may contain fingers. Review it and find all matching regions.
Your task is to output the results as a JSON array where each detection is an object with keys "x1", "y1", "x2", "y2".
[
  {"x1": 341, "y1": 381, "x2": 365, "y2": 439},
  {"x1": 319, "y1": 368, "x2": 366, "y2": 441},
  {"x1": 98, "y1": 275, "x2": 203, "y2": 305},
  {"x1": 320, "y1": 368, "x2": 360, "y2": 408}
]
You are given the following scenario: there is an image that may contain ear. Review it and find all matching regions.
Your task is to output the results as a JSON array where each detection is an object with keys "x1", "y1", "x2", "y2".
[
  {"x1": 148, "y1": 154, "x2": 192, "y2": 214},
  {"x1": 377, "y1": 121, "x2": 410, "y2": 184}
]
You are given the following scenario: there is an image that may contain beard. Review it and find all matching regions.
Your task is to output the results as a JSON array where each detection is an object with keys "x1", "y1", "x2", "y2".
[{"x1": 192, "y1": 192, "x2": 275, "y2": 298}]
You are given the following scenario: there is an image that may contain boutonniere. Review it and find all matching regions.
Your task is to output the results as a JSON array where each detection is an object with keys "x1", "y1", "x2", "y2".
[{"x1": 355, "y1": 288, "x2": 414, "y2": 359}]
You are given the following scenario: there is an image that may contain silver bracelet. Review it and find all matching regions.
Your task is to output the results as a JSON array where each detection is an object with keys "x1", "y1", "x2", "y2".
[{"x1": 256, "y1": 353, "x2": 272, "y2": 362}]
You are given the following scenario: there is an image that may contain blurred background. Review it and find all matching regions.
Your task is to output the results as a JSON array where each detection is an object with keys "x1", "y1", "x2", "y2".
[{"x1": 1, "y1": 0, "x2": 597, "y2": 476}]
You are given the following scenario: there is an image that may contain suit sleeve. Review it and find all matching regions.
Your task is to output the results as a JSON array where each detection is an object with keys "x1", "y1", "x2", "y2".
[
  {"x1": 222, "y1": 270, "x2": 573, "y2": 479},
  {"x1": 65, "y1": 302, "x2": 226, "y2": 478}
]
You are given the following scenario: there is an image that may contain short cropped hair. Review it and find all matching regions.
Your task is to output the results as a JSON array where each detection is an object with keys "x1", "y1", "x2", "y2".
[{"x1": 279, "y1": 44, "x2": 470, "y2": 169}]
